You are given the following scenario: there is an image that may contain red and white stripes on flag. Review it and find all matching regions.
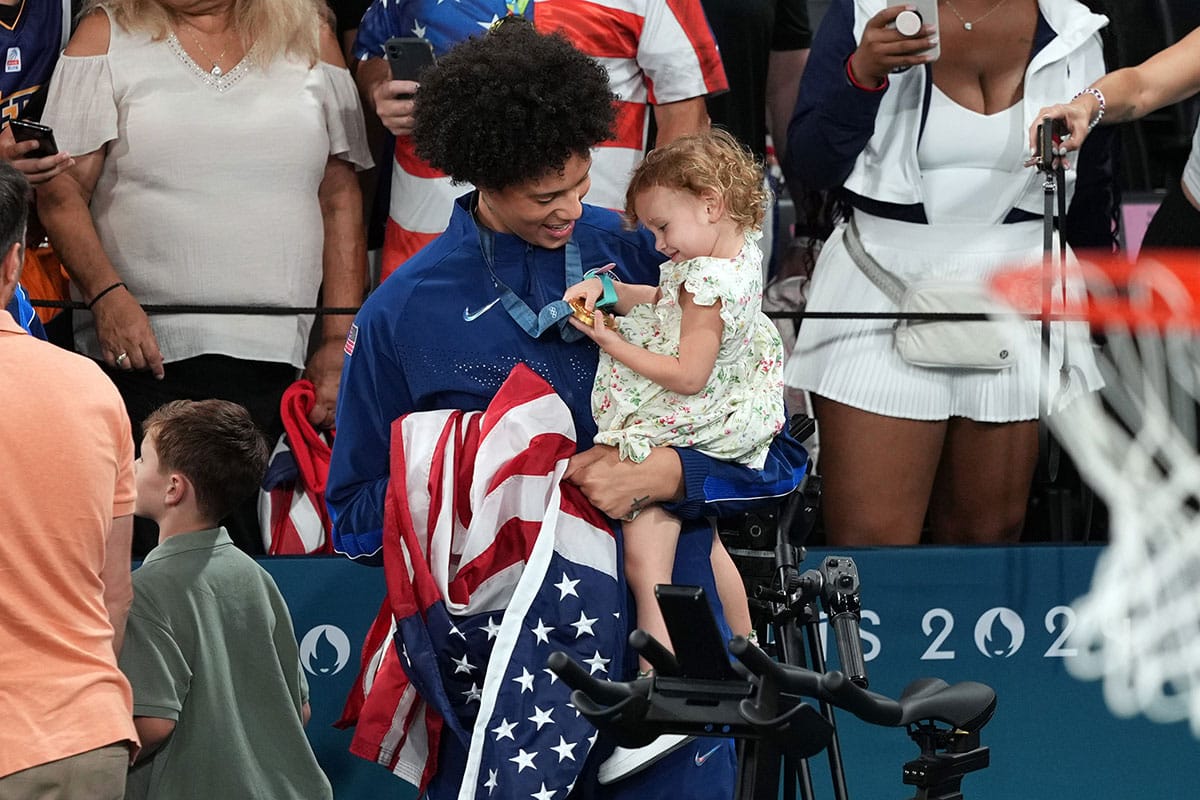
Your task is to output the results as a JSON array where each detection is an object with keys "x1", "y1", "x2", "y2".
[
  {"x1": 259, "y1": 379, "x2": 335, "y2": 555},
  {"x1": 338, "y1": 364, "x2": 622, "y2": 799}
]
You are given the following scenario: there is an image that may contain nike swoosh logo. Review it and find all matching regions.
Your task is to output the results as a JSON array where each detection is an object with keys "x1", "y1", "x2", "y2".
[
  {"x1": 463, "y1": 297, "x2": 501, "y2": 322},
  {"x1": 694, "y1": 744, "x2": 722, "y2": 767}
]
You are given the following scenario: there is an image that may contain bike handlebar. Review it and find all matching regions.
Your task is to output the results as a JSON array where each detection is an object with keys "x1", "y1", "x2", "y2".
[
  {"x1": 546, "y1": 651, "x2": 637, "y2": 707},
  {"x1": 731, "y1": 637, "x2": 903, "y2": 726},
  {"x1": 820, "y1": 670, "x2": 903, "y2": 726}
]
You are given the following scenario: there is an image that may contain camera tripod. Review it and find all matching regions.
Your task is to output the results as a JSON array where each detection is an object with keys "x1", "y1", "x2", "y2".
[{"x1": 548, "y1": 417, "x2": 997, "y2": 800}]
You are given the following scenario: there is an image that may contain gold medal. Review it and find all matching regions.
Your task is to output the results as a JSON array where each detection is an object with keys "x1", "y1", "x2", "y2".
[{"x1": 568, "y1": 297, "x2": 618, "y2": 329}]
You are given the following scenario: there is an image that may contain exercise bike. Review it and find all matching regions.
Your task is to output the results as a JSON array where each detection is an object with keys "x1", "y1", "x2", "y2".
[{"x1": 547, "y1": 415, "x2": 998, "y2": 800}]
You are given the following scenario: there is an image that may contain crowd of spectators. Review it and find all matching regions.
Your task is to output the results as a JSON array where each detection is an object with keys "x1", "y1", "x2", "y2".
[{"x1": 5, "y1": 0, "x2": 1200, "y2": 796}]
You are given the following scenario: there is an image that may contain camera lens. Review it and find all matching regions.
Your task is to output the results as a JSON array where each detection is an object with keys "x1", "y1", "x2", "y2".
[{"x1": 895, "y1": 9, "x2": 923, "y2": 36}]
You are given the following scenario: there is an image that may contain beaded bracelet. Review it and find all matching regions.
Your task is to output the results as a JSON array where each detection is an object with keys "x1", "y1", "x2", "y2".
[{"x1": 1072, "y1": 87, "x2": 1106, "y2": 131}]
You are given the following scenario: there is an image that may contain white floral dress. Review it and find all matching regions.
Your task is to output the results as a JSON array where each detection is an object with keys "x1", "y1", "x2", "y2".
[{"x1": 592, "y1": 231, "x2": 786, "y2": 469}]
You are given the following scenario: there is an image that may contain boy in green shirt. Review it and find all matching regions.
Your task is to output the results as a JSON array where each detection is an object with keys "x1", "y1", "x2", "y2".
[{"x1": 120, "y1": 399, "x2": 333, "y2": 799}]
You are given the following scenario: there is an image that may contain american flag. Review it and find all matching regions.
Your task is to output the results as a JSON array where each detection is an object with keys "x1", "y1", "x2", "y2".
[
  {"x1": 338, "y1": 364, "x2": 624, "y2": 799},
  {"x1": 259, "y1": 380, "x2": 335, "y2": 555}
]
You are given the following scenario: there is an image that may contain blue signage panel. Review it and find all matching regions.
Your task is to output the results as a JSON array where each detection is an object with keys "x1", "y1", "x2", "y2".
[
  {"x1": 266, "y1": 546, "x2": 1195, "y2": 800},
  {"x1": 801, "y1": 545, "x2": 1195, "y2": 800},
  {"x1": 264, "y1": 556, "x2": 409, "y2": 798}
]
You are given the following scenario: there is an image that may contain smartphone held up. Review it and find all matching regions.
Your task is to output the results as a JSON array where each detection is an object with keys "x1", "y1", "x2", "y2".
[
  {"x1": 8, "y1": 118, "x2": 59, "y2": 159},
  {"x1": 385, "y1": 37, "x2": 436, "y2": 99},
  {"x1": 887, "y1": 0, "x2": 941, "y2": 62}
]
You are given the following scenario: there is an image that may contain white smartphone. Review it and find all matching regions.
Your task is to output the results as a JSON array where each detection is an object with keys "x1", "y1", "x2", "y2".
[{"x1": 886, "y1": 0, "x2": 940, "y2": 62}]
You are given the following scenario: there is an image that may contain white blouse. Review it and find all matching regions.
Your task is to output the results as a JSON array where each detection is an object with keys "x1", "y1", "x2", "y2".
[{"x1": 41, "y1": 12, "x2": 372, "y2": 368}]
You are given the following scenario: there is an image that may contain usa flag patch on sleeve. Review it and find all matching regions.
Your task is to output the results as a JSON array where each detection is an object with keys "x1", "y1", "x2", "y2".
[{"x1": 344, "y1": 322, "x2": 358, "y2": 357}]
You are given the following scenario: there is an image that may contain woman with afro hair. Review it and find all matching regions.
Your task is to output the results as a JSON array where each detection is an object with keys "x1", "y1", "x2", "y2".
[{"x1": 327, "y1": 17, "x2": 806, "y2": 800}]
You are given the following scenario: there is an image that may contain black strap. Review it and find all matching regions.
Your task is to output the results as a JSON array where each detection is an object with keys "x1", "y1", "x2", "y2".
[{"x1": 1039, "y1": 159, "x2": 1070, "y2": 482}]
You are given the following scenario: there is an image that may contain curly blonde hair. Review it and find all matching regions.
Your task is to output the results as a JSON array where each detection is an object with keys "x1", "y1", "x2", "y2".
[
  {"x1": 624, "y1": 128, "x2": 767, "y2": 231},
  {"x1": 87, "y1": 0, "x2": 326, "y2": 68}
]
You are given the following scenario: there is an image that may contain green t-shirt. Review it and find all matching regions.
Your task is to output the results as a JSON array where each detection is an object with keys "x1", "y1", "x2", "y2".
[{"x1": 120, "y1": 528, "x2": 332, "y2": 799}]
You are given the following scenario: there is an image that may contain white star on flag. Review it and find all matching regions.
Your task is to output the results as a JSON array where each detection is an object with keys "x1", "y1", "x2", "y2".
[
  {"x1": 583, "y1": 650, "x2": 611, "y2": 675},
  {"x1": 477, "y1": 13, "x2": 502, "y2": 30},
  {"x1": 491, "y1": 718, "x2": 517, "y2": 742},
  {"x1": 452, "y1": 653, "x2": 476, "y2": 675},
  {"x1": 528, "y1": 706, "x2": 555, "y2": 730},
  {"x1": 510, "y1": 748, "x2": 538, "y2": 773},
  {"x1": 543, "y1": 667, "x2": 559, "y2": 685},
  {"x1": 555, "y1": 573, "x2": 580, "y2": 599},
  {"x1": 571, "y1": 611, "x2": 598, "y2": 638},
  {"x1": 484, "y1": 769, "x2": 499, "y2": 795},
  {"x1": 530, "y1": 618, "x2": 553, "y2": 644},
  {"x1": 448, "y1": 624, "x2": 466, "y2": 640},
  {"x1": 411, "y1": 20, "x2": 427, "y2": 38},
  {"x1": 462, "y1": 683, "x2": 482, "y2": 703},
  {"x1": 550, "y1": 736, "x2": 578, "y2": 762},
  {"x1": 531, "y1": 783, "x2": 556, "y2": 800},
  {"x1": 481, "y1": 616, "x2": 502, "y2": 640},
  {"x1": 513, "y1": 667, "x2": 536, "y2": 693}
]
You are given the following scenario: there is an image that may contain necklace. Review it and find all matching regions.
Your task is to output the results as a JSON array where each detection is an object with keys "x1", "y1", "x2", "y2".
[
  {"x1": 181, "y1": 24, "x2": 230, "y2": 76},
  {"x1": 940, "y1": 0, "x2": 1010, "y2": 31}
]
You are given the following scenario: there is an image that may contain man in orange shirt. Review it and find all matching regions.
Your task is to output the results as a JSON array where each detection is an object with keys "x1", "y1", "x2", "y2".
[{"x1": 0, "y1": 160, "x2": 138, "y2": 798}]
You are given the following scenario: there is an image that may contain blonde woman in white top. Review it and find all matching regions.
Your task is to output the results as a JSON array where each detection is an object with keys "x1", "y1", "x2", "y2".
[{"x1": 36, "y1": 0, "x2": 371, "y2": 554}]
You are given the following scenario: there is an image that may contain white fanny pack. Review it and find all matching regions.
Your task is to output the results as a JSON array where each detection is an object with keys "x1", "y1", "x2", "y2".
[{"x1": 843, "y1": 216, "x2": 1021, "y2": 371}]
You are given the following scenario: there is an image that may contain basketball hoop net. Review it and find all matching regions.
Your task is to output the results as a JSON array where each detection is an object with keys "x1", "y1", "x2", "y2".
[{"x1": 993, "y1": 250, "x2": 1200, "y2": 736}]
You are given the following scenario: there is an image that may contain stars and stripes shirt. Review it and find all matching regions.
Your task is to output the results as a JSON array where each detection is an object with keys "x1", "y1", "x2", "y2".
[{"x1": 352, "y1": 0, "x2": 728, "y2": 281}]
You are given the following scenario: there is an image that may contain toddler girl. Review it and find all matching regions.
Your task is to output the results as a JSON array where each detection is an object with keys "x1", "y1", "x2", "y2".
[{"x1": 564, "y1": 128, "x2": 786, "y2": 672}]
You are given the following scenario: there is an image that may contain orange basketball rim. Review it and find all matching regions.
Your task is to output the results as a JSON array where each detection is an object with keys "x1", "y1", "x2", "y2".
[{"x1": 990, "y1": 249, "x2": 1200, "y2": 329}]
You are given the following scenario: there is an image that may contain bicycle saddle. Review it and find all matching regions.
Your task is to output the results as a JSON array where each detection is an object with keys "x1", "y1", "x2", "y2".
[
  {"x1": 896, "y1": 677, "x2": 997, "y2": 733},
  {"x1": 821, "y1": 671, "x2": 996, "y2": 733}
]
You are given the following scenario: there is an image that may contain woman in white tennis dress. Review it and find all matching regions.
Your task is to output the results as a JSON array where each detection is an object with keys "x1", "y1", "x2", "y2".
[{"x1": 783, "y1": 0, "x2": 1114, "y2": 546}]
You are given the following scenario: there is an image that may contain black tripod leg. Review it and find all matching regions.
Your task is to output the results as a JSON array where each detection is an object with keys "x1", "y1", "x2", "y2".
[
  {"x1": 736, "y1": 738, "x2": 783, "y2": 800},
  {"x1": 802, "y1": 619, "x2": 851, "y2": 800},
  {"x1": 776, "y1": 618, "x2": 816, "y2": 800}
]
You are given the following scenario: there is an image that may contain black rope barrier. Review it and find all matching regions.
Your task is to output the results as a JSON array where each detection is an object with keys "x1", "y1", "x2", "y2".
[
  {"x1": 27, "y1": 299, "x2": 363, "y2": 316},
  {"x1": 28, "y1": 298, "x2": 1092, "y2": 323}
]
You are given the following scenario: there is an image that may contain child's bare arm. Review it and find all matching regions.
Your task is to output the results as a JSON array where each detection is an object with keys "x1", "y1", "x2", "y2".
[
  {"x1": 575, "y1": 289, "x2": 722, "y2": 395},
  {"x1": 563, "y1": 276, "x2": 659, "y2": 315},
  {"x1": 133, "y1": 716, "x2": 176, "y2": 762},
  {"x1": 611, "y1": 282, "x2": 660, "y2": 315}
]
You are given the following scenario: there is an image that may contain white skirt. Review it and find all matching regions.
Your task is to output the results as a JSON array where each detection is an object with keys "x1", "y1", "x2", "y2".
[{"x1": 784, "y1": 213, "x2": 1102, "y2": 422}]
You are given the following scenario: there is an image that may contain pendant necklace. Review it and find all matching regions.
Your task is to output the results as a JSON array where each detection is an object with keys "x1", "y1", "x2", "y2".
[
  {"x1": 941, "y1": 0, "x2": 1010, "y2": 31},
  {"x1": 182, "y1": 25, "x2": 230, "y2": 76}
]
